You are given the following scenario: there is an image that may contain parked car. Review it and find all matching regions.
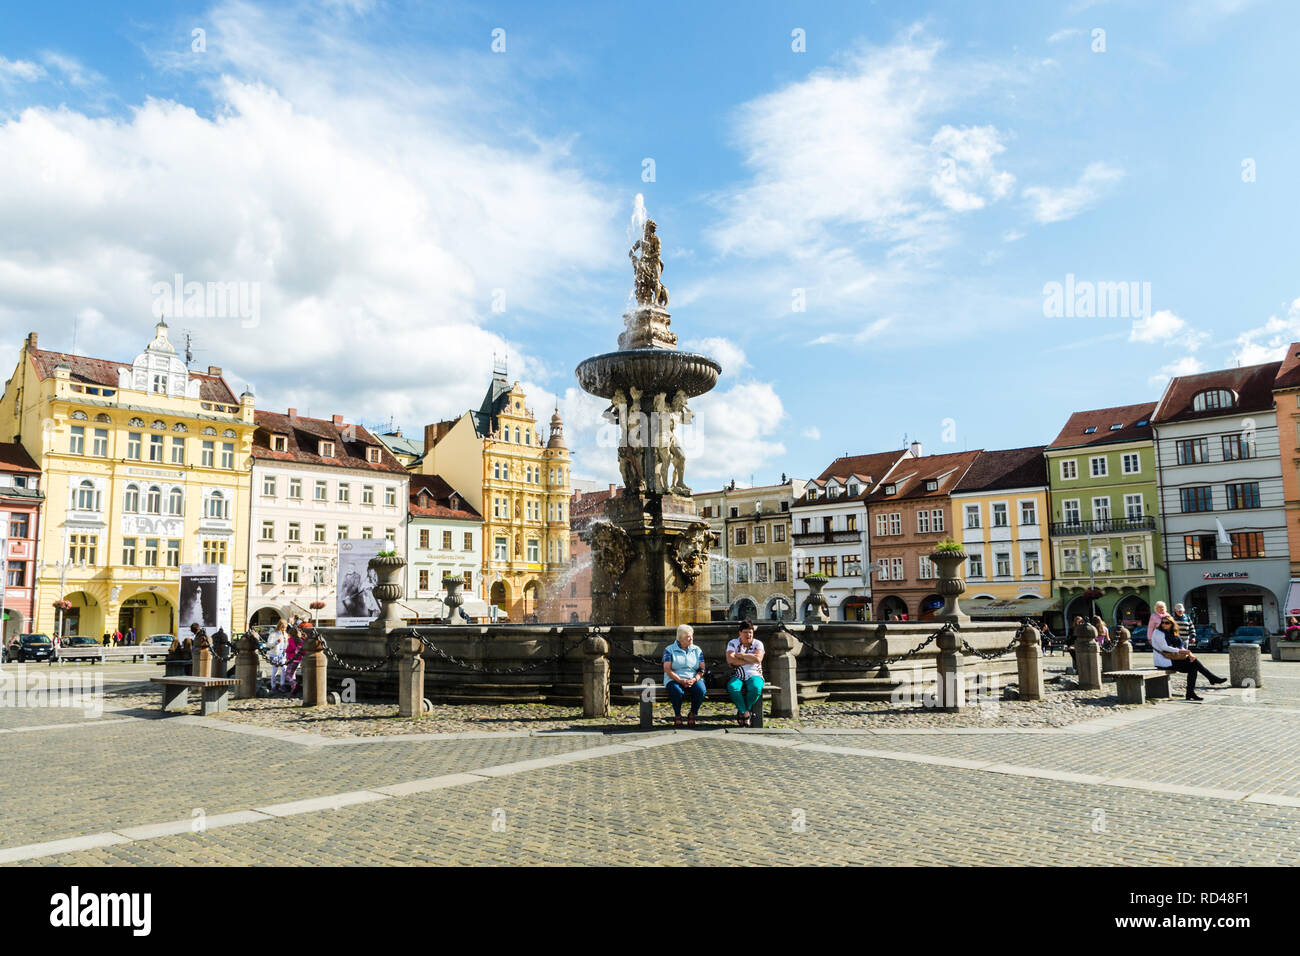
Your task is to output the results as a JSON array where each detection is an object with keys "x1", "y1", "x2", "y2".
[
  {"x1": 5, "y1": 633, "x2": 55, "y2": 663},
  {"x1": 1229, "y1": 625, "x2": 1269, "y2": 648},
  {"x1": 1129, "y1": 626, "x2": 1149, "y2": 650},
  {"x1": 1197, "y1": 627, "x2": 1227, "y2": 652},
  {"x1": 62, "y1": 636, "x2": 99, "y2": 647},
  {"x1": 148, "y1": 634, "x2": 177, "y2": 645}
]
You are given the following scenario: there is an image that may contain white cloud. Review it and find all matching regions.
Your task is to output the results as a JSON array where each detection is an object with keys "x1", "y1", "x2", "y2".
[
  {"x1": 802, "y1": 426, "x2": 821, "y2": 440},
  {"x1": 1128, "y1": 309, "x2": 1208, "y2": 350},
  {"x1": 0, "y1": 57, "x2": 44, "y2": 84},
  {"x1": 0, "y1": 1, "x2": 617, "y2": 431},
  {"x1": 688, "y1": 382, "x2": 787, "y2": 482},
  {"x1": 1047, "y1": 28, "x2": 1083, "y2": 44},
  {"x1": 681, "y1": 337, "x2": 748, "y2": 376},
  {"x1": 1023, "y1": 161, "x2": 1124, "y2": 223},
  {"x1": 1230, "y1": 297, "x2": 1300, "y2": 367},
  {"x1": 1149, "y1": 356, "x2": 1205, "y2": 386},
  {"x1": 1003, "y1": 230, "x2": 1025, "y2": 243},
  {"x1": 928, "y1": 124, "x2": 1015, "y2": 212}
]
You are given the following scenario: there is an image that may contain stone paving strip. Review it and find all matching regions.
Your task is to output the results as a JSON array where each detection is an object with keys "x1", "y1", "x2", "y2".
[
  {"x1": 0, "y1": 733, "x2": 703, "y2": 865},
  {"x1": 725, "y1": 727, "x2": 1300, "y2": 807},
  {"x1": 22, "y1": 737, "x2": 1300, "y2": 866}
]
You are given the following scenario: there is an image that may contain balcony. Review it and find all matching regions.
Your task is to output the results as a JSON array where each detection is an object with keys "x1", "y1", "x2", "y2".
[
  {"x1": 791, "y1": 530, "x2": 862, "y2": 545},
  {"x1": 1050, "y1": 516, "x2": 1156, "y2": 536}
]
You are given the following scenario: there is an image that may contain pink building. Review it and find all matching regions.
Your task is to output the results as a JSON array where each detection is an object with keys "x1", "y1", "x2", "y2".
[{"x1": 0, "y1": 442, "x2": 42, "y2": 640}]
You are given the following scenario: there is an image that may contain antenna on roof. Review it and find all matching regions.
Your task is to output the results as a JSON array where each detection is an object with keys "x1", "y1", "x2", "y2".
[{"x1": 181, "y1": 330, "x2": 205, "y2": 368}]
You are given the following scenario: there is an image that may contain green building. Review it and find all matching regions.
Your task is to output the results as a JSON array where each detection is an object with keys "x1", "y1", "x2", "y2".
[{"x1": 1044, "y1": 402, "x2": 1169, "y2": 632}]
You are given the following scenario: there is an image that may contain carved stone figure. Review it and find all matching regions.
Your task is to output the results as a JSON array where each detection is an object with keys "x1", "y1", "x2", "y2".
[
  {"x1": 630, "y1": 220, "x2": 669, "y2": 308},
  {"x1": 670, "y1": 521, "x2": 714, "y2": 586},
  {"x1": 651, "y1": 392, "x2": 672, "y2": 494},
  {"x1": 590, "y1": 522, "x2": 636, "y2": 590},
  {"x1": 668, "y1": 390, "x2": 691, "y2": 494}
]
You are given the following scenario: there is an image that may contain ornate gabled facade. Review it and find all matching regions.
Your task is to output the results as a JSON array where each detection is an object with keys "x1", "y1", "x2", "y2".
[{"x1": 0, "y1": 323, "x2": 255, "y2": 639}]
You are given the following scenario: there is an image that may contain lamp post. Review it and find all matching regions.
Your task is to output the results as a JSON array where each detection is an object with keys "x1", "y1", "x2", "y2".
[{"x1": 41, "y1": 558, "x2": 79, "y2": 637}]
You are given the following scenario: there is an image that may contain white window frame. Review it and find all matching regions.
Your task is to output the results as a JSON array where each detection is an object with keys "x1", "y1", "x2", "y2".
[
  {"x1": 1019, "y1": 500, "x2": 1037, "y2": 526},
  {"x1": 964, "y1": 504, "x2": 981, "y2": 529},
  {"x1": 1089, "y1": 456, "x2": 1107, "y2": 477},
  {"x1": 1092, "y1": 496, "x2": 1111, "y2": 521},
  {"x1": 1121, "y1": 452, "x2": 1141, "y2": 475},
  {"x1": 1059, "y1": 459, "x2": 1078, "y2": 480},
  {"x1": 991, "y1": 502, "x2": 1009, "y2": 528}
]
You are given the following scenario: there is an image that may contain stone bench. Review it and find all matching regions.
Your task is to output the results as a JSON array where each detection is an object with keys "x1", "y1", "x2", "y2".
[
  {"x1": 150, "y1": 676, "x2": 241, "y2": 716},
  {"x1": 620, "y1": 682, "x2": 781, "y2": 729},
  {"x1": 1103, "y1": 669, "x2": 1171, "y2": 705}
]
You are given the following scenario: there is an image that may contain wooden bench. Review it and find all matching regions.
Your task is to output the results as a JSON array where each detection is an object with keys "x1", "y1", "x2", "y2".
[
  {"x1": 150, "y1": 676, "x2": 241, "y2": 716},
  {"x1": 1103, "y1": 669, "x2": 1171, "y2": 705},
  {"x1": 58, "y1": 645, "x2": 171, "y2": 664},
  {"x1": 620, "y1": 681, "x2": 782, "y2": 729}
]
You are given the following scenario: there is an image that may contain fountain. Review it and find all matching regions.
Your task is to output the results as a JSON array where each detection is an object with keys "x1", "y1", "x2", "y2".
[{"x1": 576, "y1": 211, "x2": 720, "y2": 625}]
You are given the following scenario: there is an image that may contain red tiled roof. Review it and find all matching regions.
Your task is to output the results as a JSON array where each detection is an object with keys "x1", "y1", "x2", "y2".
[
  {"x1": 1153, "y1": 361, "x2": 1281, "y2": 423},
  {"x1": 409, "y1": 474, "x2": 481, "y2": 521},
  {"x1": 29, "y1": 348, "x2": 236, "y2": 404},
  {"x1": 1274, "y1": 343, "x2": 1300, "y2": 390},
  {"x1": 0, "y1": 441, "x2": 39, "y2": 473},
  {"x1": 867, "y1": 450, "x2": 981, "y2": 503},
  {"x1": 954, "y1": 446, "x2": 1048, "y2": 493},
  {"x1": 1047, "y1": 402, "x2": 1157, "y2": 449},
  {"x1": 252, "y1": 410, "x2": 409, "y2": 474},
  {"x1": 816, "y1": 450, "x2": 910, "y2": 483}
]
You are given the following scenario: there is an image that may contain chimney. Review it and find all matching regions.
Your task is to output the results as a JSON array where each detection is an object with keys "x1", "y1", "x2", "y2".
[
  {"x1": 424, "y1": 422, "x2": 438, "y2": 453},
  {"x1": 25, "y1": 332, "x2": 37, "y2": 351},
  {"x1": 910, "y1": 440, "x2": 922, "y2": 457},
  {"x1": 207, "y1": 365, "x2": 222, "y2": 377},
  {"x1": 332, "y1": 414, "x2": 344, "y2": 426},
  {"x1": 608, "y1": 483, "x2": 617, "y2": 495}
]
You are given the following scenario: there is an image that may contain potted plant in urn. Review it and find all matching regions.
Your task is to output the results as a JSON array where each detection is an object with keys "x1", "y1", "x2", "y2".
[
  {"x1": 367, "y1": 543, "x2": 407, "y2": 632},
  {"x1": 801, "y1": 572, "x2": 831, "y2": 623},
  {"x1": 929, "y1": 538, "x2": 969, "y2": 625}
]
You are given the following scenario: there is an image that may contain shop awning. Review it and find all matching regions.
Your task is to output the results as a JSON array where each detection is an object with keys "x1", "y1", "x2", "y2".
[
  {"x1": 1285, "y1": 581, "x2": 1300, "y2": 618},
  {"x1": 963, "y1": 597, "x2": 1059, "y2": 618}
]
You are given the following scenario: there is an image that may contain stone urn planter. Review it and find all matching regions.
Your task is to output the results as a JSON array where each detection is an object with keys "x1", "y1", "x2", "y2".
[
  {"x1": 802, "y1": 575, "x2": 830, "y2": 622},
  {"x1": 929, "y1": 547, "x2": 969, "y2": 625},
  {"x1": 368, "y1": 553, "x2": 407, "y2": 632},
  {"x1": 442, "y1": 576, "x2": 466, "y2": 624}
]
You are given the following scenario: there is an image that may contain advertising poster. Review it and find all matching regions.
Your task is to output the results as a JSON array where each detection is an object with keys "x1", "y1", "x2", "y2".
[
  {"x1": 336, "y1": 538, "x2": 384, "y2": 627},
  {"x1": 179, "y1": 563, "x2": 233, "y2": 635}
]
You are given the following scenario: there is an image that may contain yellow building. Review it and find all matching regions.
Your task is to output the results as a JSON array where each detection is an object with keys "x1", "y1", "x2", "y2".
[
  {"x1": 949, "y1": 446, "x2": 1055, "y2": 621},
  {"x1": 0, "y1": 322, "x2": 255, "y2": 639},
  {"x1": 409, "y1": 363, "x2": 570, "y2": 621}
]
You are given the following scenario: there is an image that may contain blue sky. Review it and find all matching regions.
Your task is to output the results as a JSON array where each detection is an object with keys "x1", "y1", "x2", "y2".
[{"x1": 1, "y1": 0, "x2": 1298, "y2": 488}]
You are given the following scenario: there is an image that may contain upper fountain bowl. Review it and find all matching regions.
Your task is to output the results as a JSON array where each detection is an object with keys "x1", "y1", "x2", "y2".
[{"x1": 575, "y1": 349, "x2": 721, "y2": 401}]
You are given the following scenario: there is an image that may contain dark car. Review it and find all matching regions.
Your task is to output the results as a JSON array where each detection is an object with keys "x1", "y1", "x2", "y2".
[
  {"x1": 62, "y1": 636, "x2": 99, "y2": 647},
  {"x1": 1198, "y1": 627, "x2": 1227, "y2": 652},
  {"x1": 1129, "y1": 626, "x2": 1149, "y2": 650},
  {"x1": 5, "y1": 633, "x2": 55, "y2": 662},
  {"x1": 1229, "y1": 625, "x2": 1269, "y2": 648}
]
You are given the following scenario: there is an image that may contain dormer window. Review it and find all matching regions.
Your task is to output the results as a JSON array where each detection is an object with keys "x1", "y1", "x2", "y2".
[
  {"x1": 1192, "y1": 388, "x2": 1235, "y2": 412},
  {"x1": 319, "y1": 440, "x2": 335, "y2": 458},
  {"x1": 807, "y1": 489, "x2": 818, "y2": 501},
  {"x1": 272, "y1": 435, "x2": 287, "y2": 452},
  {"x1": 884, "y1": 484, "x2": 896, "y2": 495},
  {"x1": 367, "y1": 447, "x2": 381, "y2": 463},
  {"x1": 925, "y1": 480, "x2": 938, "y2": 492}
]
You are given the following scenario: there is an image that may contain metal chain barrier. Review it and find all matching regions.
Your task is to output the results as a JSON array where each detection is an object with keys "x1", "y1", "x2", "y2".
[
  {"x1": 609, "y1": 639, "x2": 667, "y2": 667},
  {"x1": 799, "y1": 623, "x2": 952, "y2": 668},
  {"x1": 411, "y1": 630, "x2": 585, "y2": 675},
  {"x1": 960, "y1": 623, "x2": 1026, "y2": 661},
  {"x1": 319, "y1": 635, "x2": 402, "y2": 673}
]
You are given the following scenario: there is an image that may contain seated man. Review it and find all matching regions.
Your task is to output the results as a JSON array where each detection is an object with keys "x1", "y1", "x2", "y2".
[{"x1": 725, "y1": 620, "x2": 765, "y2": 727}]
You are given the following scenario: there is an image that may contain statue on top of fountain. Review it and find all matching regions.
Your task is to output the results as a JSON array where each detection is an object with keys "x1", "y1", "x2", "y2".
[{"x1": 621, "y1": 220, "x2": 677, "y2": 350}]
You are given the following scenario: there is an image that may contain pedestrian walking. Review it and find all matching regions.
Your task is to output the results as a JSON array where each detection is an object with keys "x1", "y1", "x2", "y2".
[
  {"x1": 285, "y1": 625, "x2": 303, "y2": 695},
  {"x1": 267, "y1": 621, "x2": 288, "y2": 691}
]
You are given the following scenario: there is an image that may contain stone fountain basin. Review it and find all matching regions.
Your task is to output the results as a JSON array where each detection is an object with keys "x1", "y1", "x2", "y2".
[{"x1": 575, "y1": 349, "x2": 721, "y2": 400}]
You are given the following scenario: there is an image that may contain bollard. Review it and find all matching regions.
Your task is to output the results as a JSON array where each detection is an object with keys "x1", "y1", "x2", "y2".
[
  {"x1": 1229, "y1": 643, "x2": 1262, "y2": 689},
  {"x1": 396, "y1": 634, "x2": 425, "y2": 717},
  {"x1": 767, "y1": 626, "x2": 801, "y2": 718},
  {"x1": 935, "y1": 626, "x2": 965, "y2": 712},
  {"x1": 235, "y1": 633, "x2": 259, "y2": 699},
  {"x1": 301, "y1": 631, "x2": 328, "y2": 707},
  {"x1": 582, "y1": 635, "x2": 611, "y2": 718},
  {"x1": 1112, "y1": 624, "x2": 1132, "y2": 671},
  {"x1": 191, "y1": 634, "x2": 211, "y2": 680},
  {"x1": 1015, "y1": 625, "x2": 1043, "y2": 701},
  {"x1": 1074, "y1": 622, "x2": 1101, "y2": 690}
]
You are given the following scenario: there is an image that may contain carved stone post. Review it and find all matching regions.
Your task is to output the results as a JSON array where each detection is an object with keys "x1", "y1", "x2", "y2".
[
  {"x1": 1074, "y1": 622, "x2": 1101, "y2": 690},
  {"x1": 935, "y1": 626, "x2": 965, "y2": 712},
  {"x1": 1112, "y1": 624, "x2": 1132, "y2": 671},
  {"x1": 442, "y1": 576, "x2": 466, "y2": 624},
  {"x1": 235, "y1": 632, "x2": 259, "y2": 699},
  {"x1": 767, "y1": 626, "x2": 802, "y2": 718},
  {"x1": 582, "y1": 635, "x2": 611, "y2": 718},
  {"x1": 396, "y1": 634, "x2": 426, "y2": 717},
  {"x1": 301, "y1": 630, "x2": 328, "y2": 707},
  {"x1": 368, "y1": 554, "x2": 408, "y2": 634},
  {"x1": 930, "y1": 549, "x2": 970, "y2": 625},
  {"x1": 801, "y1": 576, "x2": 830, "y2": 623},
  {"x1": 1015, "y1": 624, "x2": 1043, "y2": 701},
  {"x1": 191, "y1": 634, "x2": 211, "y2": 680}
]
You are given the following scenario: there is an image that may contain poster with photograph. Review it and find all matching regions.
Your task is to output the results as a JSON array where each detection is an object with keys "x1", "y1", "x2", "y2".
[
  {"x1": 179, "y1": 563, "x2": 232, "y2": 635},
  {"x1": 336, "y1": 538, "x2": 385, "y2": 627}
]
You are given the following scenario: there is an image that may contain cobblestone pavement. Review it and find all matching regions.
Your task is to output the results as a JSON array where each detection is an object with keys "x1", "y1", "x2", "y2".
[{"x1": 5, "y1": 657, "x2": 1300, "y2": 866}]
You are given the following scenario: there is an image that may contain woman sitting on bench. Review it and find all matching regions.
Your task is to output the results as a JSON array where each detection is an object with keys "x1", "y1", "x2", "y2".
[
  {"x1": 662, "y1": 624, "x2": 706, "y2": 728},
  {"x1": 726, "y1": 620, "x2": 765, "y2": 727},
  {"x1": 1152, "y1": 615, "x2": 1224, "y2": 702}
]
